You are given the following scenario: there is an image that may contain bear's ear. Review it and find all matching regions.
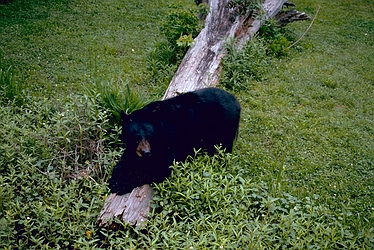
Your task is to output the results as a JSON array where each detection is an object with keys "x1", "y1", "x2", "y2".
[
  {"x1": 152, "y1": 105, "x2": 161, "y2": 113},
  {"x1": 120, "y1": 110, "x2": 131, "y2": 124},
  {"x1": 149, "y1": 101, "x2": 166, "y2": 114}
]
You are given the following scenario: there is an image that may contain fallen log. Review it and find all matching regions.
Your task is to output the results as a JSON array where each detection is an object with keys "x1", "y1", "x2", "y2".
[
  {"x1": 97, "y1": 0, "x2": 302, "y2": 228},
  {"x1": 163, "y1": 0, "x2": 288, "y2": 98}
]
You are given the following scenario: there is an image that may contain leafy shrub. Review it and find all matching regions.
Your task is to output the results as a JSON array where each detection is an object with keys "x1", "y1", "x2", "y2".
[
  {"x1": 220, "y1": 37, "x2": 270, "y2": 90},
  {"x1": 259, "y1": 20, "x2": 291, "y2": 56},
  {"x1": 0, "y1": 94, "x2": 123, "y2": 249},
  {"x1": 0, "y1": 94, "x2": 120, "y2": 179},
  {"x1": 141, "y1": 149, "x2": 370, "y2": 249},
  {"x1": 0, "y1": 145, "x2": 371, "y2": 249},
  {"x1": 146, "y1": 7, "x2": 201, "y2": 88},
  {"x1": 220, "y1": 20, "x2": 294, "y2": 90},
  {"x1": 160, "y1": 9, "x2": 200, "y2": 47},
  {"x1": 268, "y1": 35, "x2": 291, "y2": 56}
]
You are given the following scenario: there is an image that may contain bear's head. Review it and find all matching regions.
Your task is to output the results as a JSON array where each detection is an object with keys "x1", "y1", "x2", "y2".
[{"x1": 120, "y1": 110, "x2": 158, "y2": 158}]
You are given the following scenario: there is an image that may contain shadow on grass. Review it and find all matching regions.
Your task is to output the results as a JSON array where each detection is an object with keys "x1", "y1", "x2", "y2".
[{"x1": 0, "y1": 0, "x2": 71, "y2": 23}]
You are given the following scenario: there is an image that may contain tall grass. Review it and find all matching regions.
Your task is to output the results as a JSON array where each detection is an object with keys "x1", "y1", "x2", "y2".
[
  {"x1": 0, "y1": 65, "x2": 24, "y2": 106},
  {"x1": 85, "y1": 78, "x2": 147, "y2": 125}
]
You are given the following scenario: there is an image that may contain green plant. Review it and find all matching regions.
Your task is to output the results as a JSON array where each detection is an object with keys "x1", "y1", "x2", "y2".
[
  {"x1": 220, "y1": 37, "x2": 270, "y2": 90},
  {"x1": 176, "y1": 34, "x2": 195, "y2": 48},
  {"x1": 0, "y1": 65, "x2": 24, "y2": 106},
  {"x1": 259, "y1": 19, "x2": 279, "y2": 39},
  {"x1": 268, "y1": 35, "x2": 291, "y2": 56},
  {"x1": 197, "y1": 2, "x2": 209, "y2": 20},
  {"x1": 85, "y1": 78, "x2": 147, "y2": 125},
  {"x1": 220, "y1": 20, "x2": 293, "y2": 91},
  {"x1": 147, "y1": 8, "x2": 201, "y2": 72},
  {"x1": 138, "y1": 149, "x2": 370, "y2": 249},
  {"x1": 146, "y1": 6, "x2": 202, "y2": 94},
  {"x1": 227, "y1": 0, "x2": 263, "y2": 21},
  {"x1": 146, "y1": 42, "x2": 179, "y2": 90},
  {"x1": 160, "y1": 8, "x2": 200, "y2": 46},
  {"x1": 259, "y1": 20, "x2": 292, "y2": 56},
  {"x1": 0, "y1": 94, "x2": 118, "y2": 178},
  {"x1": 0, "y1": 93, "x2": 123, "y2": 249}
]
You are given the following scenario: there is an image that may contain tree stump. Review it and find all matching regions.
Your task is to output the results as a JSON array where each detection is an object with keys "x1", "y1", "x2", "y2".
[{"x1": 97, "y1": 0, "x2": 305, "y2": 228}]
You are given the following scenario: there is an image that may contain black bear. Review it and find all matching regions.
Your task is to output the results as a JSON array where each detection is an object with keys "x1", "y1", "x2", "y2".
[{"x1": 109, "y1": 87, "x2": 241, "y2": 194}]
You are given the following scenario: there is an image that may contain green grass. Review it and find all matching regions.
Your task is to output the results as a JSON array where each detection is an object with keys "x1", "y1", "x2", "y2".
[
  {"x1": 0, "y1": 0, "x2": 196, "y2": 97},
  {"x1": 0, "y1": 0, "x2": 373, "y2": 249}
]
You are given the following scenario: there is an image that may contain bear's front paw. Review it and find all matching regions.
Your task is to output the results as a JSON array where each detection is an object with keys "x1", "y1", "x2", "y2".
[
  {"x1": 108, "y1": 178, "x2": 134, "y2": 195},
  {"x1": 108, "y1": 178, "x2": 121, "y2": 194}
]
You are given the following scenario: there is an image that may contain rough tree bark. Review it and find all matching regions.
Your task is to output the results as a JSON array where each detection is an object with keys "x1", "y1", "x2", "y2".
[{"x1": 97, "y1": 0, "x2": 291, "y2": 228}]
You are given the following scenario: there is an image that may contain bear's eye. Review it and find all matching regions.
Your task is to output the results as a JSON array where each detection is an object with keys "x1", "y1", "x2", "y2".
[{"x1": 129, "y1": 137, "x2": 141, "y2": 146}]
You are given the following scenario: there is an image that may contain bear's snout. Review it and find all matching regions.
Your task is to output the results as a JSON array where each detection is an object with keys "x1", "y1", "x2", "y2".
[{"x1": 136, "y1": 140, "x2": 151, "y2": 157}]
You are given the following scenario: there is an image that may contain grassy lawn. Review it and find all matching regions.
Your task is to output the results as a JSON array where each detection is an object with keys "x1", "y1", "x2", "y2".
[
  {"x1": 262, "y1": 0, "x2": 374, "y2": 212},
  {"x1": 0, "y1": 0, "x2": 373, "y2": 249},
  {"x1": 237, "y1": 0, "x2": 374, "y2": 212},
  {"x1": 0, "y1": 0, "x2": 193, "y2": 96}
]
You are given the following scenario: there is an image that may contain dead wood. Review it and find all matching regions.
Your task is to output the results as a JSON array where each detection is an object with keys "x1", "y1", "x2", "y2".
[
  {"x1": 96, "y1": 184, "x2": 154, "y2": 228},
  {"x1": 275, "y1": 8, "x2": 310, "y2": 26}
]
